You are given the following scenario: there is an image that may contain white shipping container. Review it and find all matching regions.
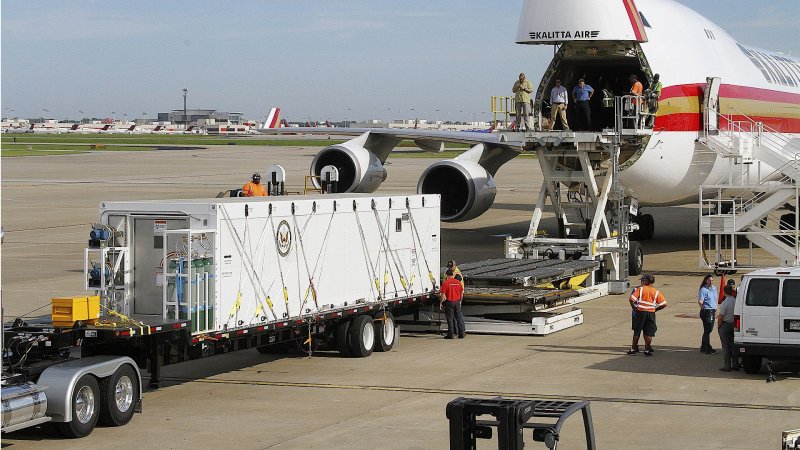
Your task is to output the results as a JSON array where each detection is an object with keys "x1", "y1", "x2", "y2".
[{"x1": 97, "y1": 194, "x2": 440, "y2": 334}]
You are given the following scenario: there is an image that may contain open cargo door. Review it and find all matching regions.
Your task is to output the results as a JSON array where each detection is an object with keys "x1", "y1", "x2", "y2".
[
  {"x1": 516, "y1": 0, "x2": 648, "y2": 45},
  {"x1": 703, "y1": 76, "x2": 722, "y2": 134}
]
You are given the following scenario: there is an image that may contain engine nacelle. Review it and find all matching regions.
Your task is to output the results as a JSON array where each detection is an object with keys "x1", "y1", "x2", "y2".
[
  {"x1": 310, "y1": 143, "x2": 387, "y2": 193},
  {"x1": 417, "y1": 160, "x2": 496, "y2": 222}
]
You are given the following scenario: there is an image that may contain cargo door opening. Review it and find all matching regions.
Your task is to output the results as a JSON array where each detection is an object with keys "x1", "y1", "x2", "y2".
[{"x1": 535, "y1": 42, "x2": 656, "y2": 134}]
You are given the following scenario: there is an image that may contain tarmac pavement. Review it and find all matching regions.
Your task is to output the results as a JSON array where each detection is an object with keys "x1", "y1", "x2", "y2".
[{"x1": 2, "y1": 144, "x2": 798, "y2": 448}]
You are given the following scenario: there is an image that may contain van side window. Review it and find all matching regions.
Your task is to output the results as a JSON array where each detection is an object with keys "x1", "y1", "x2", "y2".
[
  {"x1": 783, "y1": 279, "x2": 800, "y2": 307},
  {"x1": 745, "y1": 279, "x2": 779, "y2": 306}
]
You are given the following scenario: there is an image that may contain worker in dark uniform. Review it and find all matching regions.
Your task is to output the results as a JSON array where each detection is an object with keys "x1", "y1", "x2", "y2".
[
  {"x1": 646, "y1": 73, "x2": 663, "y2": 127},
  {"x1": 242, "y1": 172, "x2": 267, "y2": 197},
  {"x1": 440, "y1": 269, "x2": 466, "y2": 339}
]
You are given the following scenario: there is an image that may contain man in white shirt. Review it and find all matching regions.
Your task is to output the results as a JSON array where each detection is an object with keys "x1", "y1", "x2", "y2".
[{"x1": 549, "y1": 79, "x2": 569, "y2": 130}]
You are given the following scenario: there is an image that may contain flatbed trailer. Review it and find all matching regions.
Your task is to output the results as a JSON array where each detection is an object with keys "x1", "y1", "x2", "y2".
[{"x1": 2, "y1": 193, "x2": 440, "y2": 438}]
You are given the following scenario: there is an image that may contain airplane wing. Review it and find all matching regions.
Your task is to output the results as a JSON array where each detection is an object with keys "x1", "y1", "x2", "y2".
[
  {"x1": 259, "y1": 126, "x2": 525, "y2": 222},
  {"x1": 260, "y1": 126, "x2": 524, "y2": 175}
]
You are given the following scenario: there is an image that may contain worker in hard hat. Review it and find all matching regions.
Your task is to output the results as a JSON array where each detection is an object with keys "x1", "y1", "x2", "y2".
[{"x1": 242, "y1": 172, "x2": 267, "y2": 197}]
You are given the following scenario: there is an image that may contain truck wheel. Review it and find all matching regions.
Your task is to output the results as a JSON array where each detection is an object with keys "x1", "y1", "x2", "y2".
[
  {"x1": 348, "y1": 315, "x2": 375, "y2": 358},
  {"x1": 742, "y1": 355, "x2": 762, "y2": 374},
  {"x1": 57, "y1": 375, "x2": 100, "y2": 438},
  {"x1": 99, "y1": 364, "x2": 139, "y2": 426},
  {"x1": 336, "y1": 320, "x2": 353, "y2": 357},
  {"x1": 628, "y1": 241, "x2": 643, "y2": 276},
  {"x1": 373, "y1": 311, "x2": 396, "y2": 352}
]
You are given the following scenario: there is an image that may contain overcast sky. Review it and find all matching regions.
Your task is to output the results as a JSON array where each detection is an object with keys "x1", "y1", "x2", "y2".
[{"x1": 2, "y1": 0, "x2": 798, "y2": 123}]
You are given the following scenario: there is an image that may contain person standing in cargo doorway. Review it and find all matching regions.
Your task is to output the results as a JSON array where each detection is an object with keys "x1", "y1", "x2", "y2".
[
  {"x1": 627, "y1": 273, "x2": 667, "y2": 356},
  {"x1": 548, "y1": 78, "x2": 569, "y2": 131},
  {"x1": 571, "y1": 78, "x2": 594, "y2": 130},
  {"x1": 242, "y1": 172, "x2": 267, "y2": 197},
  {"x1": 440, "y1": 269, "x2": 466, "y2": 339},
  {"x1": 512, "y1": 73, "x2": 534, "y2": 131}
]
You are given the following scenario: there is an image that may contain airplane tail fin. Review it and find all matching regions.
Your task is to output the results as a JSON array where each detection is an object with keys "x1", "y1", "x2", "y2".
[
  {"x1": 29, "y1": 124, "x2": 35, "y2": 130},
  {"x1": 153, "y1": 125, "x2": 162, "y2": 132},
  {"x1": 127, "y1": 125, "x2": 136, "y2": 132},
  {"x1": 186, "y1": 126, "x2": 195, "y2": 132},
  {"x1": 101, "y1": 125, "x2": 111, "y2": 131},
  {"x1": 262, "y1": 107, "x2": 281, "y2": 129},
  {"x1": 281, "y1": 119, "x2": 289, "y2": 128},
  {"x1": 325, "y1": 121, "x2": 332, "y2": 127},
  {"x1": 487, "y1": 121, "x2": 496, "y2": 132},
  {"x1": 71, "y1": 124, "x2": 80, "y2": 131}
]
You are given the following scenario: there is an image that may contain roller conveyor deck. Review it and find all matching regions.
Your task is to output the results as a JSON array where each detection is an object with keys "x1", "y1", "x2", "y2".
[{"x1": 455, "y1": 258, "x2": 599, "y2": 287}]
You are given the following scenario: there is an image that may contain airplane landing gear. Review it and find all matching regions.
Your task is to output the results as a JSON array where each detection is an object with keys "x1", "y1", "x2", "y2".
[{"x1": 630, "y1": 213, "x2": 654, "y2": 241}]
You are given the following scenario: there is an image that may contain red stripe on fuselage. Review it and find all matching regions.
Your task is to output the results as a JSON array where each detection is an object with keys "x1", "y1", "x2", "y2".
[
  {"x1": 622, "y1": 0, "x2": 643, "y2": 41},
  {"x1": 655, "y1": 83, "x2": 800, "y2": 132}
]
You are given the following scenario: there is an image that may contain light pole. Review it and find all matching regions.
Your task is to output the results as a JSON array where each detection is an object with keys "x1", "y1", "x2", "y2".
[
  {"x1": 182, "y1": 88, "x2": 188, "y2": 128},
  {"x1": 347, "y1": 108, "x2": 351, "y2": 127},
  {"x1": 112, "y1": 111, "x2": 117, "y2": 122}
]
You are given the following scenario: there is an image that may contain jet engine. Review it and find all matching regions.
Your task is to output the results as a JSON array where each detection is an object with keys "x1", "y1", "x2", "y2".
[
  {"x1": 310, "y1": 142, "x2": 387, "y2": 193},
  {"x1": 417, "y1": 159, "x2": 496, "y2": 222}
]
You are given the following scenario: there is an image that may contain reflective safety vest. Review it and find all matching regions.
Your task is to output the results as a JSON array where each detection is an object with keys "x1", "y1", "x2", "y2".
[
  {"x1": 243, "y1": 181, "x2": 267, "y2": 197},
  {"x1": 629, "y1": 285, "x2": 667, "y2": 312}
]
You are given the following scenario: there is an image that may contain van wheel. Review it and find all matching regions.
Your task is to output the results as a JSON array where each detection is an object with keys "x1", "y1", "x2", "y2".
[
  {"x1": 628, "y1": 241, "x2": 643, "y2": 276},
  {"x1": 99, "y1": 364, "x2": 139, "y2": 426},
  {"x1": 57, "y1": 375, "x2": 100, "y2": 438},
  {"x1": 348, "y1": 315, "x2": 375, "y2": 358},
  {"x1": 742, "y1": 355, "x2": 762, "y2": 374},
  {"x1": 336, "y1": 320, "x2": 352, "y2": 357},
  {"x1": 373, "y1": 311, "x2": 396, "y2": 352}
]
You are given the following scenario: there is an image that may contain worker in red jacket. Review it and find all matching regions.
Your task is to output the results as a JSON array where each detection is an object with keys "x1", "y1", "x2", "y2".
[{"x1": 440, "y1": 269, "x2": 466, "y2": 339}]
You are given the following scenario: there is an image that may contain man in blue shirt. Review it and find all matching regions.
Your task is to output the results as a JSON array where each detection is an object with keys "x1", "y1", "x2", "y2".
[{"x1": 571, "y1": 79, "x2": 594, "y2": 130}]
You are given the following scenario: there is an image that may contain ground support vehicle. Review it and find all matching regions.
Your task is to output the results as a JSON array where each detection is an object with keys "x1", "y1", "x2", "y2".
[
  {"x1": 2, "y1": 194, "x2": 440, "y2": 437},
  {"x1": 733, "y1": 266, "x2": 800, "y2": 379}
]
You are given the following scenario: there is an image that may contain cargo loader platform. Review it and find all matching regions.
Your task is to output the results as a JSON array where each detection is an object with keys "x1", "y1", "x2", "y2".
[{"x1": 399, "y1": 258, "x2": 607, "y2": 335}]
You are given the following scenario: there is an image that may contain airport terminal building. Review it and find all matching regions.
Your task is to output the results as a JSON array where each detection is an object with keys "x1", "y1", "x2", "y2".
[{"x1": 157, "y1": 109, "x2": 244, "y2": 126}]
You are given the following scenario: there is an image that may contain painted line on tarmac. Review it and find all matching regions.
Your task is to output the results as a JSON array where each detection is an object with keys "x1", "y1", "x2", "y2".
[{"x1": 159, "y1": 377, "x2": 800, "y2": 412}]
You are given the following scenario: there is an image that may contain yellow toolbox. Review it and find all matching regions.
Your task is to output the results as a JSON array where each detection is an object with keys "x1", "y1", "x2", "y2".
[{"x1": 51, "y1": 296, "x2": 100, "y2": 327}]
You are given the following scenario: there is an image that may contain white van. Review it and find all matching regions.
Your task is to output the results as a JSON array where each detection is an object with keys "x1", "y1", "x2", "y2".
[{"x1": 733, "y1": 267, "x2": 800, "y2": 374}]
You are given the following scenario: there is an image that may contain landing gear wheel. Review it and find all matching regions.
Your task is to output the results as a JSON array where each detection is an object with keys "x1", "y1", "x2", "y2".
[
  {"x1": 628, "y1": 241, "x2": 643, "y2": 276},
  {"x1": 57, "y1": 374, "x2": 100, "y2": 438},
  {"x1": 99, "y1": 364, "x2": 139, "y2": 427},
  {"x1": 742, "y1": 355, "x2": 762, "y2": 374},
  {"x1": 642, "y1": 214, "x2": 655, "y2": 240},
  {"x1": 373, "y1": 311, "x2": 396, "y2": 352},
  {"x1": 336, "y1": 320, "x2": 353, "y2": 357},
  {"x1": 348, "y1": 315, "x2": 375, "y2": 358}
]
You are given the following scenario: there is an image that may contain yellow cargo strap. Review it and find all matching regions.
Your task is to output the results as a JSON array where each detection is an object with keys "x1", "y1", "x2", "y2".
[
  {"x1": 374, "y1": 277, "x2": 381, "y2": 293},
  {"x1": 229, "y1": 292, "x2": 242, "y2": 317},
  {"x1": 400, "y1": 276, "x2": 408, "y2": 290},
  {"x1": 254, "y1": 303, "x2": 263, "y2": 317}
]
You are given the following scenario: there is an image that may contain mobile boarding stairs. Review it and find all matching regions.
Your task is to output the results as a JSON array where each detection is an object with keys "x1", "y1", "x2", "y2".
[{"x1": 698, "y1": 83, "x2": 800, "y2": 272}]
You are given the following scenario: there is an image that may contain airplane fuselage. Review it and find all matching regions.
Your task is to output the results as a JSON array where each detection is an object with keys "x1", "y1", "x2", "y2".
[{"x1": 527, "y1": 0, "x2": 800, "y2": 206}]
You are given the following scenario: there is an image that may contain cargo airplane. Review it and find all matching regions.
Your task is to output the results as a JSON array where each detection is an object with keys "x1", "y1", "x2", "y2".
[{"x1": 262, "y1": 0, "x2": 800, "y2": 240}]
